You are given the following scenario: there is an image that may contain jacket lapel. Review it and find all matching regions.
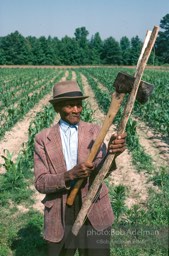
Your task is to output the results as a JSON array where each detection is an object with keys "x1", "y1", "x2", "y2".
[
  {"x1": 45, "y1": 121, "x2": 95, "y2": 174},
  {"x1": 46, "y1": 123, "x2": 66, "y2": 174}
]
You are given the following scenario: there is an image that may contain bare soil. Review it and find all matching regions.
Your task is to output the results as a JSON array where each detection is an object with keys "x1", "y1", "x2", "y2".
[
  {"x1": 0, "y1": 72, "x2": 69, "y2": 173},
  {"x1": 0, "y1": 69, "x2": 168, "y2": 214},
  {"x1": 136, "y1": 120, "x2": 169, "y2": 166},
  {"x1": 0, "y1": 94, "x2": 52, "y2": 173},
  {"x1": 1, "y1": 65, "x2": 169, "y2": 72}
]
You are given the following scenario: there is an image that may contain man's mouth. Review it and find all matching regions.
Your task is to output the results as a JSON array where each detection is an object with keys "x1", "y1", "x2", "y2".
[{"x1": 72, "y1": 114, "x2": 80, "y2": 118}]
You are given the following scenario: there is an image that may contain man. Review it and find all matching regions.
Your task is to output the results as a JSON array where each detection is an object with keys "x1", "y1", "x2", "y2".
[{"x1": 34, "y1": 80, "x2": 126, "y2": 256}]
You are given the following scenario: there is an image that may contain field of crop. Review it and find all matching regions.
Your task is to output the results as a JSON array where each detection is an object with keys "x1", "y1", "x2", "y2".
[{"x1": 0, "y1": 66, "x2": 168, "y2": 256}]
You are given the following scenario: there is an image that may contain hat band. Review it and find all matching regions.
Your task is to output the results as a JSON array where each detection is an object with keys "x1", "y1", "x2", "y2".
[{"x1": 54, "y1": 91, "x2": 83, "y2": 98}]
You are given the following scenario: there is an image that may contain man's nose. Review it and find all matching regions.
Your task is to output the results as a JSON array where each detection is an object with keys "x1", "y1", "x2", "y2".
[{"x1": 72, "y1": 106, "x2": 78, "y2": 112}]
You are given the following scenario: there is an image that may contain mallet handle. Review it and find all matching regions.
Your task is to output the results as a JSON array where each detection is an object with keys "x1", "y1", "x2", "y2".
[{"x1": 66, "y1": 92, "x2": 125, "y2": 206}]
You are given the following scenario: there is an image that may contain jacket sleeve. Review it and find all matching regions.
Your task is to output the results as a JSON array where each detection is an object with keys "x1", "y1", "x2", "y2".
[{"x1": 34, "y1": 134, "x2": 70, "y2": 194}]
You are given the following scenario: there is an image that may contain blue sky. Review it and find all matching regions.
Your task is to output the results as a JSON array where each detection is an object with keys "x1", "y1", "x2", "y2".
[{"x1": 0, "y1": 0, "x2": 168, "y2": 41}]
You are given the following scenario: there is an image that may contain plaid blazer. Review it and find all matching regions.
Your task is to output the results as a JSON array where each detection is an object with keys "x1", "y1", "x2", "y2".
[{"x1": 34, "y1": 120, "x2": 114, "y2": 243}]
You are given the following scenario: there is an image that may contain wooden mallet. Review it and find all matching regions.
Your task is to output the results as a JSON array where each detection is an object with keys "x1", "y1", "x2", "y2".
[
  {"x1": 71, "y1": 25, "x2": 159, "y2": 236},
  {"x1": 66, "y1": 29, "x2": 155, "y2": 206}
]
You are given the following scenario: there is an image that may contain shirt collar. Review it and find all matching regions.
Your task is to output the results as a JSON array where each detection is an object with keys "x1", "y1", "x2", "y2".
[{"x1": 59, "y1": 119, "x2": 78, "y2": 134}]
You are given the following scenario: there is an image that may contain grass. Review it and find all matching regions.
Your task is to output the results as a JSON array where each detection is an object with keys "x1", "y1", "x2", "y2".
[
  {"x1": 0, "y1": 208, "x2": 47, "y2": 256},
  {"x1": 106, "y1": 165, "x2": 169, "y2": 255}
]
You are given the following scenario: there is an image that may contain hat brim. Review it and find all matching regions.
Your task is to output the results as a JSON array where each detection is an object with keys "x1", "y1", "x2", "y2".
[{"x1": 49, "y1": 96, "x2": 89, "y2": 104}]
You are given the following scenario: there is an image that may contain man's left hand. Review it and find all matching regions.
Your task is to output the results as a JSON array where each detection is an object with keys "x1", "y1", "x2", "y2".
[{"x1": 108, "y1": 132, "x2": 127, "y2": 155}]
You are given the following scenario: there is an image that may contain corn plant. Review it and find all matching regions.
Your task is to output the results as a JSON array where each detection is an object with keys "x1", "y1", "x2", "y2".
[{"x1": 0, "y1": 150, "x2": 32, "y2": 205}]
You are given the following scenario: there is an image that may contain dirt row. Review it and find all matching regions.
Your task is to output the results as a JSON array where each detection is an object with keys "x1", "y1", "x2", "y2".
[
  {"x1": 136, "y1": 120, "x2": 169, "y2": 165},
  {"x1": 0, "y1": 94, "x2": 52, "y2": 174},
  {"x1": 1, "y1": 65, "x2": 169, "y2": 71}
]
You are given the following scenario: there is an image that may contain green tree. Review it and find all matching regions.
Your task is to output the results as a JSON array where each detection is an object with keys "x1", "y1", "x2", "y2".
[
  {"x1": 129, "y1": 35, "x2": 142, "y2": 65},
  {"x1": 89, "y1": 32, "x2": 103, "y2": 64},
  {"x1": 120, "y1": 36, "x2": 131, "y2": 65},
  {"x1": 27, "y1": 36, "x2": 44, "y2": 65},
  {"x1": 38, "y1": 36, "x2": 50, "y2": 64},
  {"x1": 156, "y1": 14, "x2": 169, "y2": 64},
  {"x1": 0, "y1": 38, "x2": 6, "y2": 64},
  {"x1": 1, "y1": 31, "x2": 32, "y2": 64},
  {"x1": 44, "y1": 36, "x2": 60, "y2": 65},
  {"x1": 59, "y1": 36, "x2": 80, "y2": 65},
  {"x1": 74, "y1": 27, "x2": 90, "y2": 64},
  {"x1": 74, "y1": 27, "x2": 89, "y2": 47},
  {"x1": 101, "y1": 37, "x2": 122, "y2": 64},
  {"x1": 52, "y1": 37, "x2": 61, "y2": 65}
]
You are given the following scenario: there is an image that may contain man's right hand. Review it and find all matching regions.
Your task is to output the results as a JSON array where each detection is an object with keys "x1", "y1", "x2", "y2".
[{"x1": 64, "y1": 162, "x2": 94, "y2": 182}]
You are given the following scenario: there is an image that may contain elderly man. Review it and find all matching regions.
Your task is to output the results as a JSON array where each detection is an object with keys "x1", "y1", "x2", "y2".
[{"x1": 34, "y1": 80, "x2": 126, "y2": 256}]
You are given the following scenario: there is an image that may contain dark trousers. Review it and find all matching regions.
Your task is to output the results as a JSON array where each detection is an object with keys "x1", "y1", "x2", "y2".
[{"x1": 48, "y1": 193, "x2": 111, "y2": 256}]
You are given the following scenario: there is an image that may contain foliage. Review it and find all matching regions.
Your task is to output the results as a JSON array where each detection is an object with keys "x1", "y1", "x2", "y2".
[
  {"x1": 129, "y1": 36, "x2": 142, "y2": 65},
  {"x1": 0, "y1": 68, "x2": 65, "y2": 139},
  {"x1": 74, "y1": 69, "x2": 94, "y2": 123},
  {"x1": 156, "y1": 14, "x2": 169, "y2": 63},
  {"x1": 0, "y1": 208, "x2": 47, "y2": 256},
  {"x1": 1, "y1": 19, "x2": 168, "y2": 65},
  {"x1": 120, "y1": 36, "x2": 131, "y2": 65},
  {"x1": 84, "y1": 67, "x2": 169, "y2": 136},
  {"x1": 126, "y1": 119, "x2": 153, "y2": 172},
  {"x1": 109, "y1": 184, "x2": 127, "y2": 221},
  {"x1": 90, "y1": 32, "x2": 103, "y2": 64},
  {"x1": 1, "y1": 13, "x2": 169, "y2": 65},
  {"x1": 101, "y1": 37, "x2": 122, "y2": 64},
  {"x1": 11, "y1": 210, "x2": 47, "y2": 256},
  {"x1": 81, "y1": 101, "x2": 94, "y2": 123},
  {"x1": 107, "y1": 166, "x2": 168, "y2": 255},
  {"x1": 0, "y1": 150, "x2": 33, "y2": 206}
]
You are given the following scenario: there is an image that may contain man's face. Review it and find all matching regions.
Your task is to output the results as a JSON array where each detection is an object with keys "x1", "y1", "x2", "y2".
[{"x1": 55, "y1": 99, "x2": 83, "y2": 125}]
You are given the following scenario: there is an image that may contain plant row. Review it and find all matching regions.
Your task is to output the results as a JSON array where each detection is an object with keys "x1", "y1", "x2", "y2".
[
  {"x1": 76, "y1": 69, "x2": 168, "y2": 255},
  {"x1": 83, "y1": 67, "x2": 169, "y2": 136},
  {"x1": 0, "y1": 68, "x2": 65, "y2": 139}
]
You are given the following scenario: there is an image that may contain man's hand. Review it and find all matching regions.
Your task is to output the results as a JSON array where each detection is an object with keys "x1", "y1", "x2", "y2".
[
  {"x1": 64, "y1": 162, "x2": 94, "y2": 182},
  {"x1": 108, "y1": 132, "x2": 127, "y2": 155}
]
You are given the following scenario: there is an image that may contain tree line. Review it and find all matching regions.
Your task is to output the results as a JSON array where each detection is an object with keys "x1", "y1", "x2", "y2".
[{"x1": 0, "y1": 14, "x2": 168, "y2": 66}]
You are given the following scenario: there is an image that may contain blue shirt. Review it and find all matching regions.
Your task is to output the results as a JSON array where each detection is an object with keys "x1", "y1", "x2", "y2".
[{"x1": 59, "y1": 119, "x2": 78, "y2": 171}]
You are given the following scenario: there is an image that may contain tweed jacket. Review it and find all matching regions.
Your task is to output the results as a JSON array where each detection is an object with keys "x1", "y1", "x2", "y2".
[{"x1": 34, "y1": 120, "x2": 114, "y2": 243}]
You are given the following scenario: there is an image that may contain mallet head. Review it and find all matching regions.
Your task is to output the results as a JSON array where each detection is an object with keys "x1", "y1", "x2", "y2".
[{"x1": 113, "y1": 72, "x2": 154, "y2": 104}]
